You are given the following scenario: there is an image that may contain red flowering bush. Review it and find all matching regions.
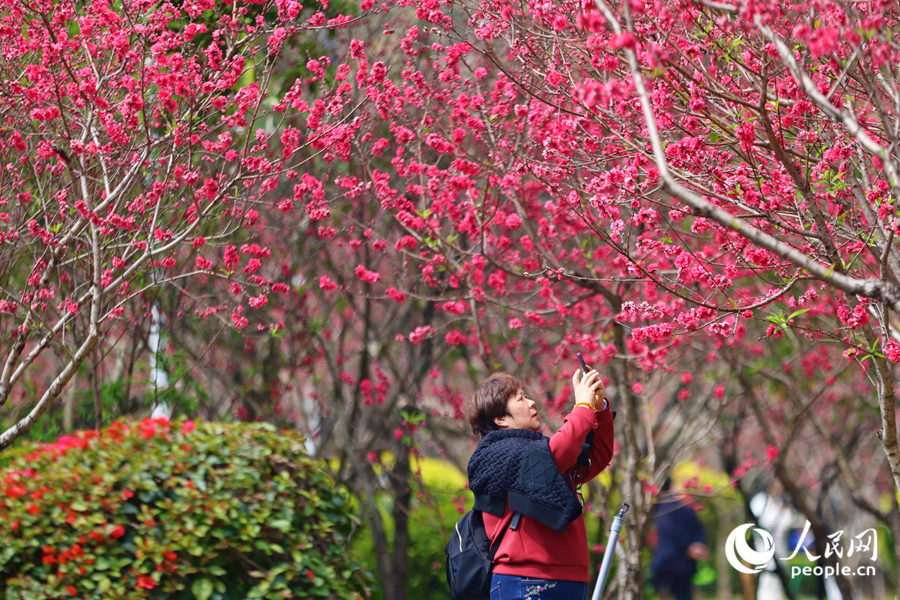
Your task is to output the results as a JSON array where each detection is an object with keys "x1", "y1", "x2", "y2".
[{"x1": 0, "y1": 419, "x2": 371, "y2": 599}]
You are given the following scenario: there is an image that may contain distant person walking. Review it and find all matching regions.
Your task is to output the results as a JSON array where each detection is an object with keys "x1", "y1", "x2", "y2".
[
  {"x1": 466, "y1": 369, "x2": 615, "y2": 600},
  {"x1": 650, "y1": 477, "x2": 709, "y2": 600}
]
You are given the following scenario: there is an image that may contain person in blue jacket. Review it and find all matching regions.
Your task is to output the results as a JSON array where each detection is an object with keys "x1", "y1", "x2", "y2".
[{"x1": 649, "y1": 477, "x2": 709, "y2": 600}]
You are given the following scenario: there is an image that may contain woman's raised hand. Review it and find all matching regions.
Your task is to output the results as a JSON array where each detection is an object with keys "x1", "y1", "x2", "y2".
[{"x1": 572, "y1": 368, "x2": 605, "y2": 409}]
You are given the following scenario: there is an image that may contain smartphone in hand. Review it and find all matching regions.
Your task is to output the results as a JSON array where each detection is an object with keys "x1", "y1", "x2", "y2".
[
  {"x1": 576, "y1": 352, "x2": 613, "y2": 418},
  {"x1": 576, "y1": 352, "x2": 589, "y2": 374}
]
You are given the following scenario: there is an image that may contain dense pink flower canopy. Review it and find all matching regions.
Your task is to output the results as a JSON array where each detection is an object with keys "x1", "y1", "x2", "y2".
[
  {"x1": 1, "y1": 0, "x2": 899, "y2": 596},
  {"x1": 0, "y1": 0, "x2": 899, "y2": 515}
]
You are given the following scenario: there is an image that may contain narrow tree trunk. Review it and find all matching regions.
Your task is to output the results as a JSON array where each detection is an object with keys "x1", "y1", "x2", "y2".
[
  {"x1": 610, "y1": 319, "x2": 645, "y2": 600},
  {"x1": 149, "y1": 303, "x2": 172, "y2": 419},
  {"x1": 343, "y1": 440, "x2": 392, "y2": 592},
  {"x1": 855, "y1": 320, "x2": 900, "y2": 502},
  {"x1": 63, "y1": 383, "x2": 75, "y2": 433},
  {"x1": 388, "y1": 442, "x2": 412, "y2": 600},
  {"x1": 717, "y1": 506, "x2": 736, "y2": 600},
  {"x1": 358, "y1": 483, "x2": 392, "y2": 592},
  {"x1": 888, "y1": 491, "x2": 900, "y2": 589},
  {"x1": 91, "y1": 349, "x2": 103, "y2": 431}
]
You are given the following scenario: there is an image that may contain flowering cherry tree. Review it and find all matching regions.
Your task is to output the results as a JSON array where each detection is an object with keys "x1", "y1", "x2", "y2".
[
  {"x1": 4, "y1": 0, "x2": 900, "y2": 594},
  {"x1": 277, "y1": 0, "x2": 900, "y2": 594},
  {"x1": 0, "y1": 0, "x2": 377, "y2": 447}
]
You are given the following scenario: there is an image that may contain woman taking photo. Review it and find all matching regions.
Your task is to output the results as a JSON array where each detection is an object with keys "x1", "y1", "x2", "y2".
[{"x1": 466, "y1": 368, "x2": 615, "y2": 600}]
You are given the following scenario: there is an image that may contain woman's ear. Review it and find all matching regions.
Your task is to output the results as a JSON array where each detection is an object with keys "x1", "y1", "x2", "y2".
[{"x1": 493, "y1": 415, "x2": 508, "y2": 429}]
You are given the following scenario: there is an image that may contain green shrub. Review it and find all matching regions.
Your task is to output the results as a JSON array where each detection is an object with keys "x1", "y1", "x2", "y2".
[{"x1": 0, "y1": 418, "x2": 372, "y2": 600}]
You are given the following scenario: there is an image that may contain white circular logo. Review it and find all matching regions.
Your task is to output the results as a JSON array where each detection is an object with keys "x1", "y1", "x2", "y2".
[{"x1": 725, "y1": 523, "x2": 775, "y2": 574}]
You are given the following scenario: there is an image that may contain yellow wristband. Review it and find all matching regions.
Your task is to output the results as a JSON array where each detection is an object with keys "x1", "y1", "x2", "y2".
[{"x1": 574, "y1": 401, "x2": 595, "y2": 411}]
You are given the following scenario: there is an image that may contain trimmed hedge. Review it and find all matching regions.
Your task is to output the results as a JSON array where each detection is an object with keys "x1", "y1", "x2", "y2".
[{"x1": 0, "y1": 418, "x2": 372, "y2": 600}]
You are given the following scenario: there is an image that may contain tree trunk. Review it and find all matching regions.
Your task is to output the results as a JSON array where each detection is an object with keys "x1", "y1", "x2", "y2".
[
  {"x1": 610, "y1": 319, "x2": 646, "y2": 600},
  {"x1": 63, "y1": 383, "x2": 75, "y2": 433},
  {"x1": 888, "y1": 491, "x2": 900, "y2": 592},
  {"x1": 387, "y1": 442, "x2": 412, "y2": 600},
  {"x1": 91, "y1": 349, "x2": 103, "y2": 431},
  {"x1": 717, "y1": 506, "x2": 736, "y2": 600}
]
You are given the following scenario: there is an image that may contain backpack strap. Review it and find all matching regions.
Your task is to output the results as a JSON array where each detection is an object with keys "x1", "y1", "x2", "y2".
[
  {"x1": 576, "y1": 405, "x2": 616, "y2": 468},
  {"x1": 576, "y1": 431, "x2": 593, "y2": 468},
  {"x1": 488, "y1": 511, "x2": 520, "y2": 561}
]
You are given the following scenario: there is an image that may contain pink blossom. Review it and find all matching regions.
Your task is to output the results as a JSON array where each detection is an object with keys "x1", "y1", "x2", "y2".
[
  {"x1": 318, "y1": 276, "x2": 339, "y2": 291},
  {"x1": 631, "y1": 323, "x2": 674, "y2": 344},
  {"x1": 386, "y1": 287, "x2": 407, "y2": 303},
  {"x1": 354, "y1": 265, "x2": 381, "y2": 284},
  {"x1": 445, "y1": 330, "x2": 468, "y2": 345},
  {"x1": 838, "y1": 304, "x2": 869, "y2": 329},
  {"x1": 884, "y1": 341, "x2": 900, "y2": 363},
  {"x1": 609, "y1": 32, "x2": 638, "y2": 51},
  {"x1": 268, "y1": 27, "x2": 287, "y2": 56},
  {"x1": 183, "y1": 23, "x2": 207, "y2": 41},
  {"x1": 232, "y1": 308, "x2": 249, "y2": 330},
  {"x1": 408, "y1": 326, "x2": 434, "y2": 344},
  {"x1": 248, "y1": 295, "x2": 269, "y2": 308},
  {"x1": 442, "y1": 301, "x2": 467, "y2": 315}
]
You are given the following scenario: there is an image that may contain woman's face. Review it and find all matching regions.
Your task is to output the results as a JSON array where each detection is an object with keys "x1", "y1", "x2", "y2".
[{"x1": 494, "y1": 389, "x2": 541, "y2": 432}]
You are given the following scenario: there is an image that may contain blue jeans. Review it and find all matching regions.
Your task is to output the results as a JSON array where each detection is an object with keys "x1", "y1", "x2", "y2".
[{"x1": 490, "y1": 573, "x2": 588, "y2": 600}]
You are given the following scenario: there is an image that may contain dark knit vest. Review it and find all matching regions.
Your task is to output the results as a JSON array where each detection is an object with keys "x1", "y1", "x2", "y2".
[{"x1": 467, "y1": 429, "x2": 582, "y2": 532}]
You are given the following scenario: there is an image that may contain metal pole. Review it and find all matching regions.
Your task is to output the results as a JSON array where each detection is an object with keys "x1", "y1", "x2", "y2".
[{"x1": 591, "y1": 503, "x2": 629, "y2": 600}]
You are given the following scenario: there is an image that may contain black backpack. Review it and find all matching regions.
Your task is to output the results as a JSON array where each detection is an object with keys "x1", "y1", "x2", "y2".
[{"x1": 445, "y1": 510, "x2": 519, "y2": 600}]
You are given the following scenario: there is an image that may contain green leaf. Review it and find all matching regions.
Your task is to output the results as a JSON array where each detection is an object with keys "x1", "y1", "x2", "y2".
[
  {"x1": 787, "y1": 309, "x2": 810, "y2": 321},
  {"x1": 269, "y1": 519, "x2": 291, "y2": 532},
  {"x1": 192, "y1": 577, "x2": 214, "y2": 600}
]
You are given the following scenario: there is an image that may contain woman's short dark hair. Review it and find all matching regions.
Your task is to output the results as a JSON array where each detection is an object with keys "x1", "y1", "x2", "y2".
[{"x1": 466, "y1": 372, "x2": 520, "y2": 439}]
